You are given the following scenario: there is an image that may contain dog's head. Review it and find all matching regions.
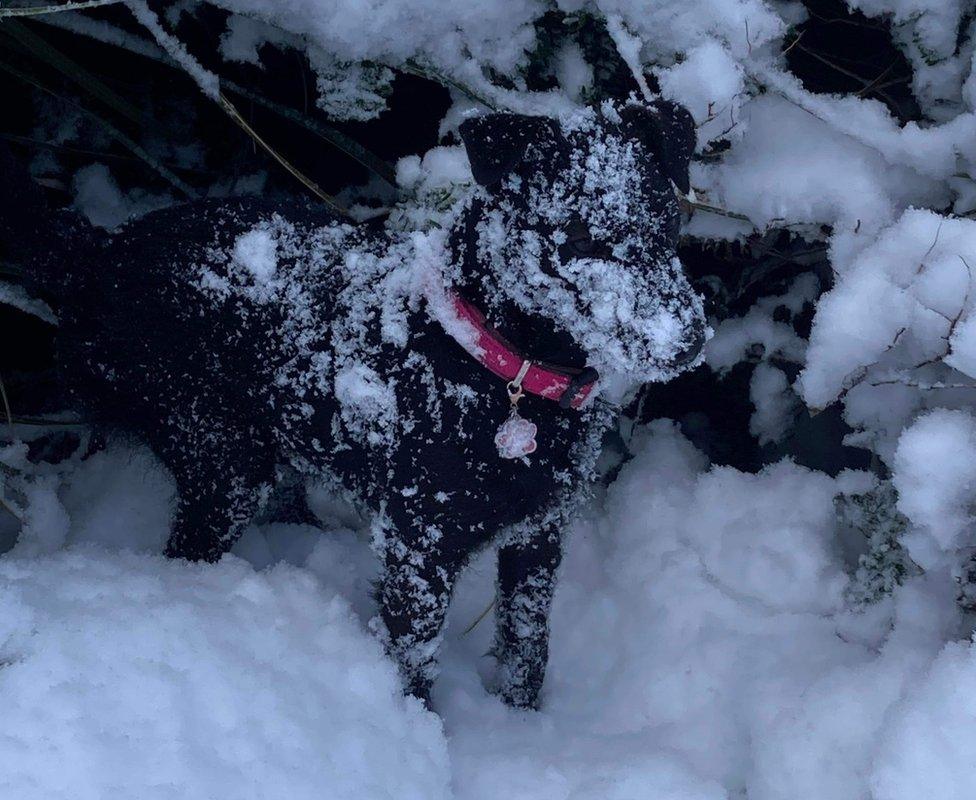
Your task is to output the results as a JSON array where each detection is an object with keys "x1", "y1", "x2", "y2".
[{"x1": 455, "y1": 100, "x2": 707, "y2": 392}]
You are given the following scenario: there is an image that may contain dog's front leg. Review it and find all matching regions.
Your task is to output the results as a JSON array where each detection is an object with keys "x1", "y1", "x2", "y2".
[
  {"x1": 494, "y1": 522, "x2": 563, "y2": 709},
  {"x1": 375, "y1": 528, "x2": 462, "y2": 706}
]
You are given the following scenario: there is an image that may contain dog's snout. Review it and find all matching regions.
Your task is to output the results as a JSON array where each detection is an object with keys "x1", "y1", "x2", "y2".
[{"x1": 674, "y1": 323, "x2": 707, "y2": 367}]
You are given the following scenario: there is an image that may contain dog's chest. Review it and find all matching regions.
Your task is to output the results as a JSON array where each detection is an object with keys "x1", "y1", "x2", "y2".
[{"x1": 277, "y1": 305, "x2": 599, "y2": 531}]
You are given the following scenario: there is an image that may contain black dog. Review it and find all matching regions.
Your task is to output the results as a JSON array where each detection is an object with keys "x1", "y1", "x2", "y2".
[{"x1": 6, "y1": 100, "x2": 706, "y2": 708}]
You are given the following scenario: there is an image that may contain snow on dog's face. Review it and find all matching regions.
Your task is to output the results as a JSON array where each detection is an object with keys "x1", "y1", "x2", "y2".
[{"x1": 456, "y1": 101, "x2": 707, "y2": 389}]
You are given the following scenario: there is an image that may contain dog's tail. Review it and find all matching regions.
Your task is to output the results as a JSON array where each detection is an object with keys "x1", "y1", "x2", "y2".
[{"x1": 0, "y1": 145, "x2": 106, "y2": 314}]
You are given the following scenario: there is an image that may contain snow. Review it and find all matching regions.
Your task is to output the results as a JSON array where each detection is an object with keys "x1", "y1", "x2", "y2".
[
  {"x1": 705, "y1": 275, "x2": 814, "y2": 373},
  {"x1": 5, "y1": 475, "x2": 69, "y2": 558},
  {"x1": 0, "y1": 281, "x2": 57, "y2": 324},
  {"x1": 9, "y1": 0, "x2": 976, "y2": 794},
  {"x1": 699, "y1": 96, "x2": 947, "y2": 238},
  {"x1": 892, "y1": 409, "x2": 976, "y2": 569},
  {"x1": 748, "y1": 362, "x2": 799, "y2": 445},
  {"x1": 333, "y1": 362, "x2": 400, "y2": 448},
  {"x1": 232, "y1": 227, "x2": 278, "y2": 284},
  {"x1": 72, "y1": 163, "x2": 173, "y2": 230},
  {"x1": 656, "y1": 40, "x2": 746, "y2": 146},
  {"x1": 218, "y1": 13, "x2": 294, "y2": 65},
  {"x1": 798, "y1": 209, "x2": 976, "y2": 465},
  {"x1": 553, "y1": 42, "x2": 593, "y2": 104},
  {"x1": 871, "y1": 640, "x2": 976, "y2": 800},
  {"x1": 4, "y1": 425, "x2": 976, "y2": 798},
  {"x1": 0, "y1": 548, "x2": 450, "y2": 800}
]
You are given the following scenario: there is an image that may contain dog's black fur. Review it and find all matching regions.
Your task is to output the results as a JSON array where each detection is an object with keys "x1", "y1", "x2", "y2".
[{"x1": 5, "y1": 100, "x2": 706, "y2": 708}]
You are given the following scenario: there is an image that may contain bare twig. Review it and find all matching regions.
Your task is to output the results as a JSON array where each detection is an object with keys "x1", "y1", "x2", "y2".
[
  {"x1": 37, "y1": 13, "x2": 399, "y2": 190},
  {"x1": 944, "y1": 255, "x2": 975, "y2": 349},
  {"x1": 0, "y1": 373, "x2": 12, "y2": 431},
  {"x1": 792, "y1": 44, "x2": 903, "y2": 111},
  {"x1": 830, "y1": 326, "x2": 908, "y2": 407},
  {"x1": 1, "y1": 18, "x2": 147, "y2": 126},
  {"x1": 834, "y1": 256, "x2": 974, "y2": 401},
  {"x1": 947, "y1": 258, "x2": 973, "y2": 330},
  {"x1": 679, "y1": 196, "x2": 754, "y2": 224},
  {"x1": 795, "y1": 43, "x2": 874, "y2": 89},
  {"x1": 916, "y1": 218, "x2": 944, "y2": 273},
  {"x1": 782, "y1": 30, "x2": 804, "y2": 56},
  {"x1": 856, "y1": 60, "x2": 896, "y2": 98},
  {"x1": 461, "y1": 598, "x2": 495, "y2": 636},
  {"x1": 0, "y1": 0, "x2": 120, "y2": 17},
  {"x1": 0, "y1": 55, "x2": 199, "y2": 197},
  {"x1": 218, "y1": 92, "x2": 349, "y2": 216},
  {"x1": 401, "y1": 59, "x2": 499, "y2": 110},
  {"x1": 0, "y1": 130, "x2": 214, "y2": 175},
  {"x1": 222, "y1": 80, "x2": 397, "y2": 188},
  {"x1": 807, "y1": 10, "x2": 887, "y2": 31}
]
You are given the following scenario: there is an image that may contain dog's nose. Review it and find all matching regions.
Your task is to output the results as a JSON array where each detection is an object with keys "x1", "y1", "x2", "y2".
[{"x1": 673, "y1": 323, "x2": 706, "y2": 367}]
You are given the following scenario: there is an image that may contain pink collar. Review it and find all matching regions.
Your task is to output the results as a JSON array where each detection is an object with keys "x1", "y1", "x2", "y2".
[{"x1": 450, "y1": 294, "x2": 599, "y2": 410}]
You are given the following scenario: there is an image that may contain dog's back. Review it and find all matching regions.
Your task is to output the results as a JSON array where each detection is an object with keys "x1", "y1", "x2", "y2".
[{"x1": 10, "y1": 190, "x2": 344, "y2": 430}]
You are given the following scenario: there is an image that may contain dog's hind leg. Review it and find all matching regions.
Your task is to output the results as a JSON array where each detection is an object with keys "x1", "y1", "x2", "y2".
[
  {"x1": 158, "y1": 426, "x2": 275, "y2": 563},
  {"x1": 494, "y1": 521, "x2": 563, "y2": 709}
]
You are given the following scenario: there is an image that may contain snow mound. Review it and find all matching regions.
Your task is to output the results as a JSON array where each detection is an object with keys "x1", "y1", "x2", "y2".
[
  {"x1": 4, "y1": 426, "x2": 976, "y2": 799},
  {"x1": 872, "y1": 640, "x2": 976, "y2": 800},
  {"x1": 892, "y1": 408, "x2": 976, "y2": 568},
  {"x1": 436, "y1": 422, "x2": 969, "y2": 799},
  {"x1": 0, "y1": 548, "x2": 450, "y2": 800}
]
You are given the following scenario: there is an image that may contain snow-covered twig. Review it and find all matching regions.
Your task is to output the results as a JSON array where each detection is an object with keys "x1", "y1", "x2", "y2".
[
  {"x1": 124, "y1": 0, "x2": 218, "y2": 98},
  {"x1": 401, "y1": 59, "x2": 499, "y2": 110},
  {"x1": 0, "y1": 494, "x2": 23, "y2": 521},
  {"x1": 0, "y1": 281, "x2": 57, "y2": 324},
  {"x1": 679, "y1": 196, "x2": 754, "y2": 224},
  {"x1": 868, "y1": 378, "x2": 976, "y2": 390},
  {"x1": 604, "y1": 13, "x2": 653, "y2": 101},
  {"x1": 0, "y1": 0, "x2": 120, "y2": 17}
]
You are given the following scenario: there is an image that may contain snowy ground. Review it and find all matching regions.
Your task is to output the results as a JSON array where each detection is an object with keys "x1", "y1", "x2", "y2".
[
  {"x1": 2, "y1": 422, "x2": 973, "y2": 800},
  {"x1": 5, "y1": 0, "x2": 976, "y2": 795}
]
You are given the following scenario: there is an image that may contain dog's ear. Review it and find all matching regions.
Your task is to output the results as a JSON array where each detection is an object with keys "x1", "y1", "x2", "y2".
[
  {"x1": 621, "y1": 100, "x2": 696, "y2": 194},
  {"x1": 459, "y1": 114, "x2": 562, "y2": 188}
]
